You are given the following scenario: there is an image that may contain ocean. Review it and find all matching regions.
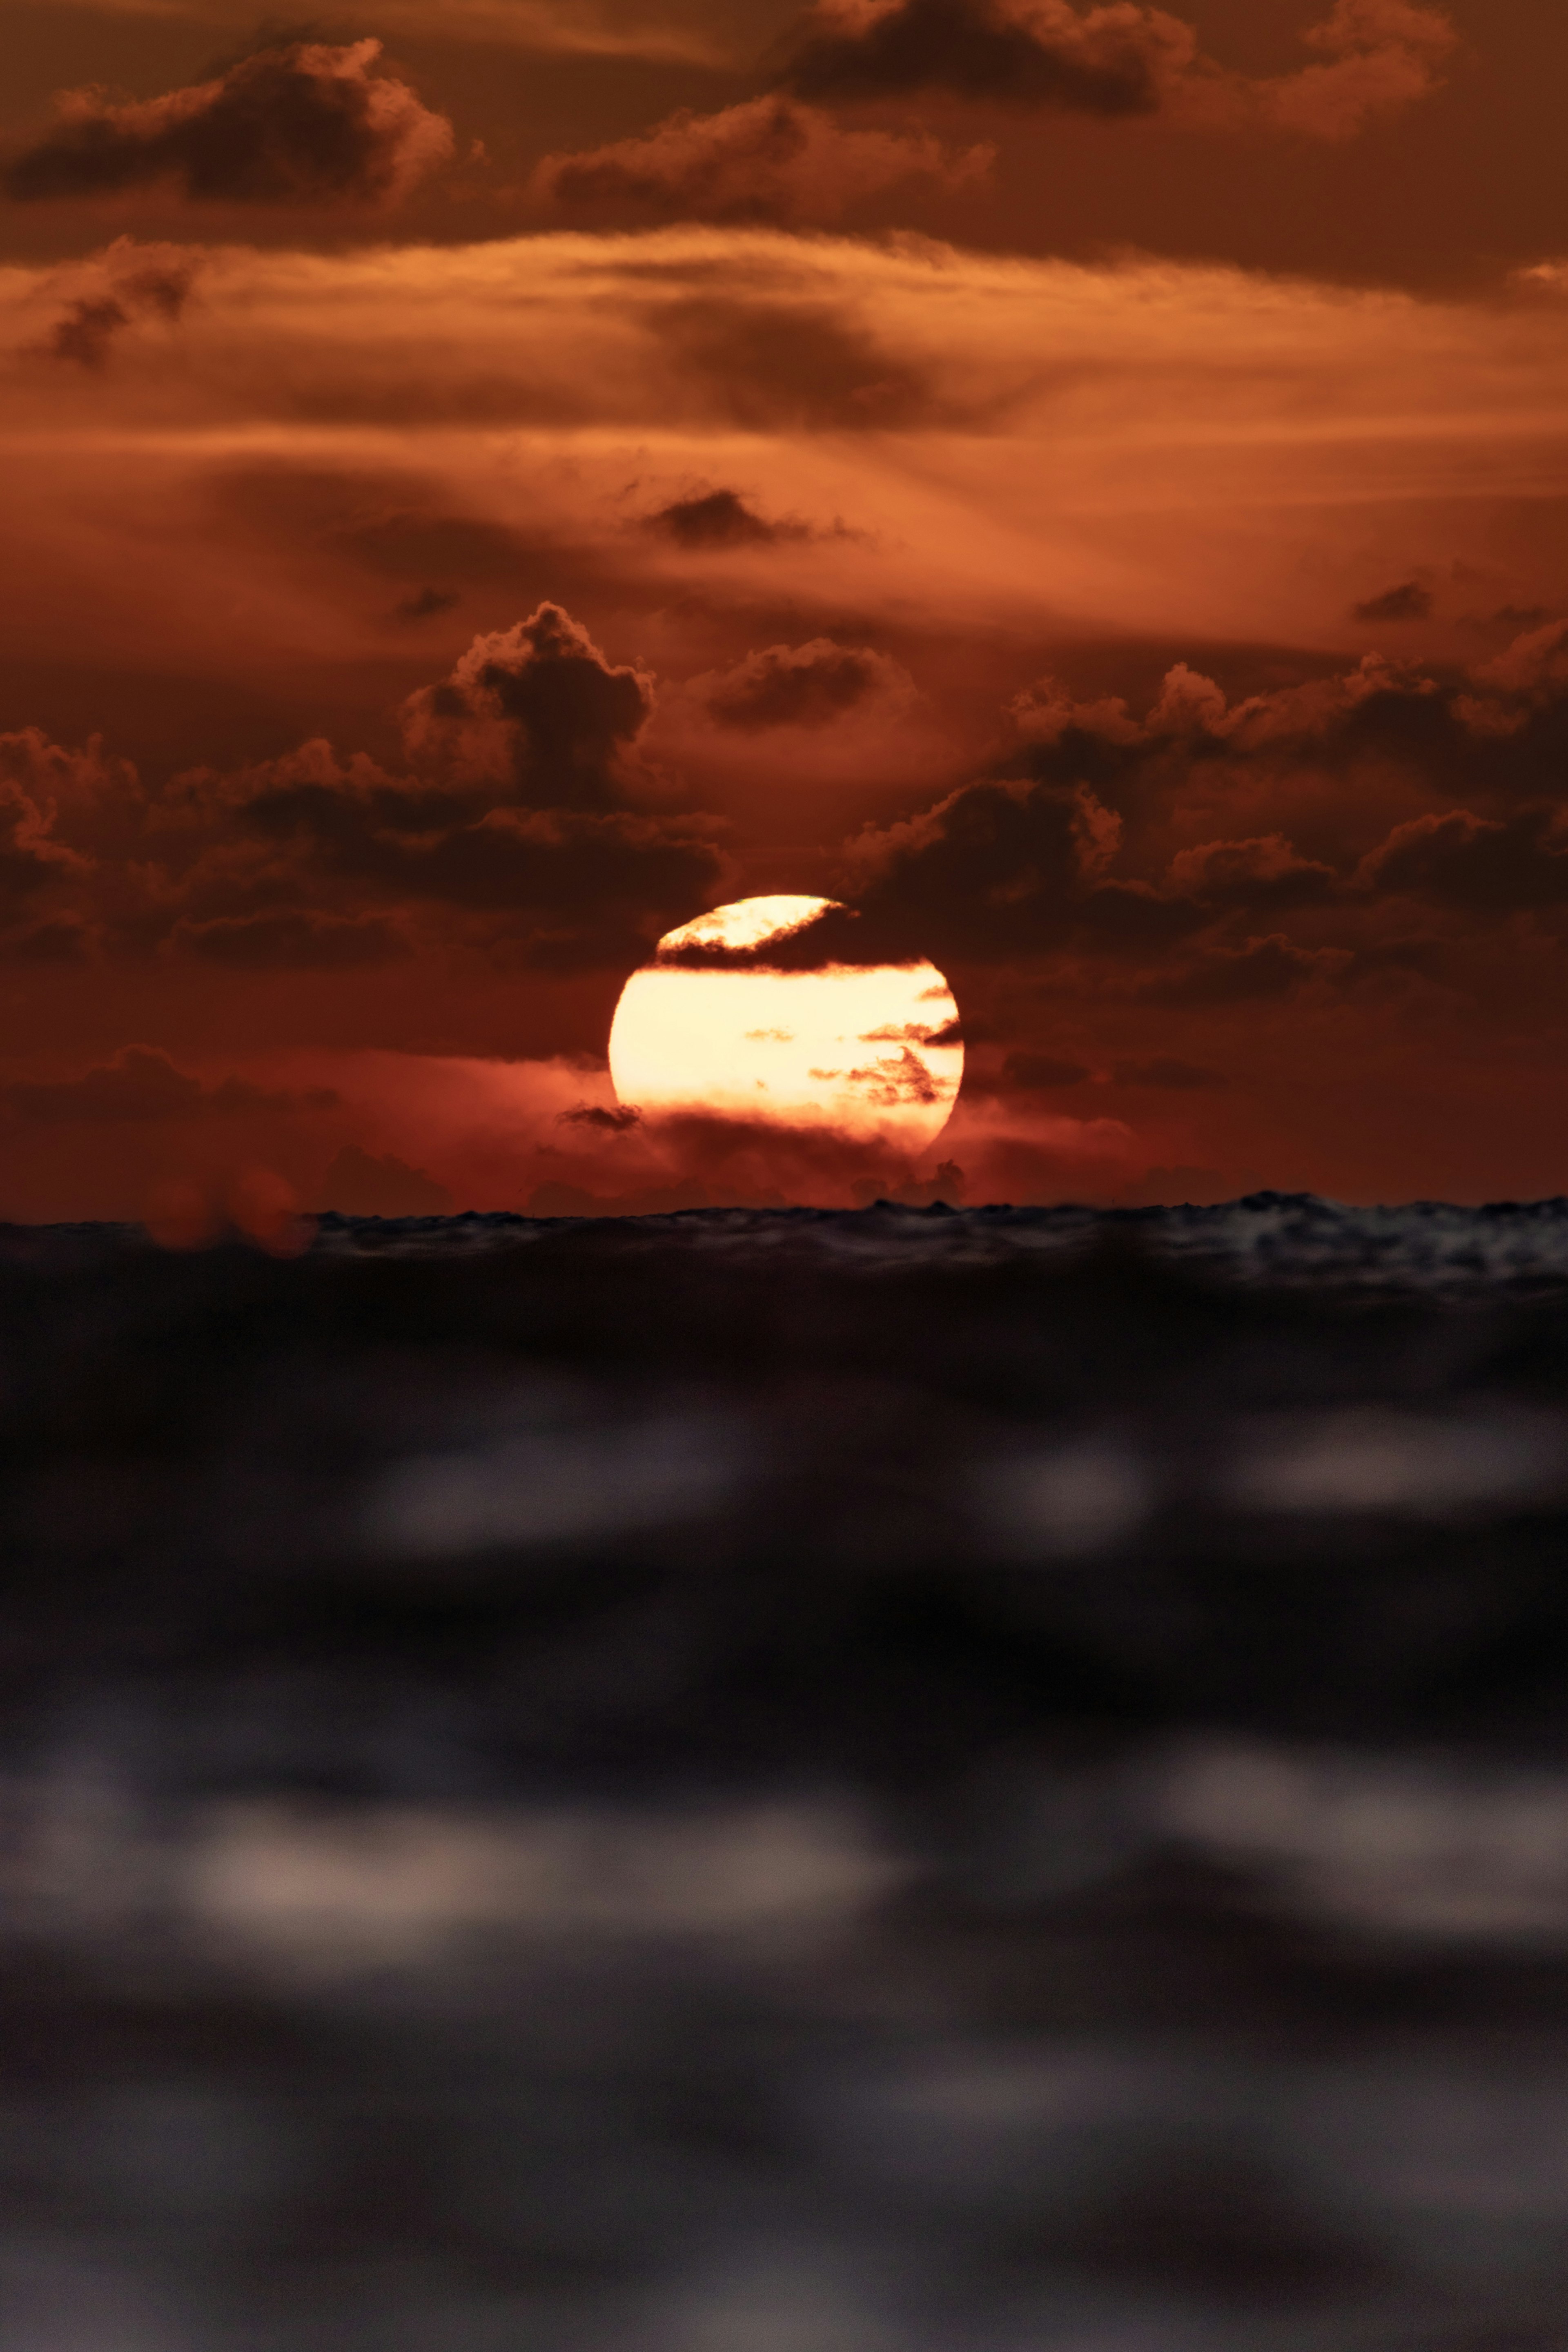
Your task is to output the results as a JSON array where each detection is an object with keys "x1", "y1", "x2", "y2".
[{"x1": 4, "y1": 1198, "x2": 1568, "y2": 2350}]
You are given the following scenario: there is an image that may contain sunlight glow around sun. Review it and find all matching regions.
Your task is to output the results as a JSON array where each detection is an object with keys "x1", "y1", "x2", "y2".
[{"x1": 607, "y1": 896, "x2": 963, "y2": 1152}]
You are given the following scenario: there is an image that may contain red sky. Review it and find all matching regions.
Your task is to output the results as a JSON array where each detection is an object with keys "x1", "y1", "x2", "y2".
[{"x1": 4, "y1": 0, "x2": 1568, "y2": 1219}]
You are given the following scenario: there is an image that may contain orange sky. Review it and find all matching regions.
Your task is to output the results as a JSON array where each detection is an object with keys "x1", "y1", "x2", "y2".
[{"x1": 4, "y1": 0, "x2": 1568, "y2": 1218}]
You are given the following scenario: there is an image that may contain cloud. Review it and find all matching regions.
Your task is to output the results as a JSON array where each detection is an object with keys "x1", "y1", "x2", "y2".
[
  {"x1": 701, "y1": 639, "x2": 910, "y2": 730},
  {"x1": 778, "y1": 0, "x2": 1454, "y2": 138},
  {"x1": 0, "y1": 779, "x2": 77, "y2": 920},
  {"x1": 0, "y1": 597, "x2": 727, "y2": 979},
  {"x1": 199, "y1": 754, "x2": 726, "y2": 969},
  {"x1": 0, "y1": 1046, "x2": 336, "y2": 1127},
  {"x1": 1240, "y1": 0, "x2": 1458, "y2": 142},
  {"x1": 997, "y1": 641, "x2": 1568, "y2": 899},
  {"x1": 393, "y1": 586, "x2": 462, "y2": 624},
  {"x1": 840, "y1": 776, "x2": 1123, "y2": 962},
  {"x1": 401, "y1": 602, "x2": 657, "y2": 808},
  {"x1": 643, "y1": 489, "x2": 801, "y2": 548},
  {"x1": 647, "y1": 294, "x2": 942, "y2": 431},
  {"x1": 781, "y1": 0, "x2": 1192, "y2": 112},
  {"x1": 559, "y1": 1101, "x2": 642, "y2": 1130},
  {"x1": 1360, "y1": 807, "x2": 1568, "y2": 912},
  {"x1": 29, "y1": 240, "x2": 198, "y2": 368},
  {"x1": 532, "y1": 94, "x2": 989, "y2": 225},
  {"x1": 45, "y1": 298, "x2": 133, "y2": 370},
  {"x1": 1353, "y1": 580, "x2": 1434, "y2": 623},
  {"x1": 1143, "y1": 935, "x2": 1348, "y2": 1005},
  {"x1": 4, "y1": 39, "x2": 452, "y2": 207},
  {"x1": 1165, "y1": 836, "x2": 1337, "y2": 912},
  {"x1": 0, "y1": 733, "x2": 101, "y2": 933}
]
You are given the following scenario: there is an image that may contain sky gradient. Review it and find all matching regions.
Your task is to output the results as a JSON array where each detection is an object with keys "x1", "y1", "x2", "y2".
[{"x1": 4, "y1": 0, "x2": 1568, "y2": 1219}]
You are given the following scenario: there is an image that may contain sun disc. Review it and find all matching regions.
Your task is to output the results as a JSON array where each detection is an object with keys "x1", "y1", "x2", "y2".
[{"x1": 608, "y1": 896, "x2": 962, "y2": 1153}]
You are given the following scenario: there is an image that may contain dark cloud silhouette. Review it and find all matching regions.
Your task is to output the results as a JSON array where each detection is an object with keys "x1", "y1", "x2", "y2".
[
  {"x1": 214, "y1": 785, "x2": 725, "y2": 964},
  {"x1": 845, "y1": 776, "x2": 1120, "y2": 962},
  {"x1": 645, "y1": 489, "x2": 791, "y2": 548},
  {"x1": 1353, "y1": 580, "x2": 1434, "y2": 623},
  {"x1": 1166, "y1": 835, "x2": 1337, "y2": 911},
  {"x1": 5, "y1": 39, "x2": 452, "y2": 207},
  {"x1": 0, "y1": 598, "x2": 724, "y2": 980},
  {"x1": 0, "y1": 1046, "x2": 336, "y2": 1127},
  {"x1": 780, "y1": 0, "x2": 1181, "y2": 112},
  {"x1": 392, "y1": 586, "x2": 461, "y2": 624},
  {"x1": 402, "y1": 602, "x2": 656, "y2": 810},
  {"x1": 559, "y1": 1102, "x2": 642, "y2": 1131},
  {"x1": 703, "y1": 639, "x2": 893, "y2": 730},
  {"x1": 1361, "y1": 805, "x2": 1568, "y2": 911}
]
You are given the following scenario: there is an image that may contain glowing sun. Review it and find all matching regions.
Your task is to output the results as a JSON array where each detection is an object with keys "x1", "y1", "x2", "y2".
[{"x1": 608, "y1": 895, "x2": 962, "y2": 1153}]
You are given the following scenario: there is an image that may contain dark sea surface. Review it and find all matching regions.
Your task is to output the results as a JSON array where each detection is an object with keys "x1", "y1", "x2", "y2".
[{"x1": 7, "y1": 1196, "x2": 1568, "y2": 2349}]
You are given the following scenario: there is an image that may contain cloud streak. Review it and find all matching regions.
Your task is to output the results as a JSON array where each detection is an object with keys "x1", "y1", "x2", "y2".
[{"x1": 533, "y1": 94, "x2": 990, "y2": 225}]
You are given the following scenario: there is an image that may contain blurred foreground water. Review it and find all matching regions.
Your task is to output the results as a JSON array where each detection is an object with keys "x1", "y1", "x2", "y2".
[{"x1": 7, "y1": 1194, "x2": 1568, "y2": 2349}]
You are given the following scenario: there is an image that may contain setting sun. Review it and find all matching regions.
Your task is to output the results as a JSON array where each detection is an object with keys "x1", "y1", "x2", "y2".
[{"x1": 607, "y1": 897, "x2": 963, "y2": 1154}]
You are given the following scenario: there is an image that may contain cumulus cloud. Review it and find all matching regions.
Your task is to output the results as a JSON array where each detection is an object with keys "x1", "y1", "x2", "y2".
[
  {"x1": 1002, "y1": 641, "x2": 1568, "y2": 861},
  {"x1": 401, "y1": 602, "x2": 657, "y2": 808},
  {"x1": 4, "y1": 39, "x2": 453, "y2": 207},
  {"x1": 0, "y1": 604, "x2": 726, "y2": 979},
  {"x1": 532, "y1": 94, "x2": 989, "y2": 225},
  {"x1": 840, "y1": 776, "x2": 1126, "y2": 962},
  {"x1": 190, "y1": 748, "x2": 724, "y2": 971}
]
